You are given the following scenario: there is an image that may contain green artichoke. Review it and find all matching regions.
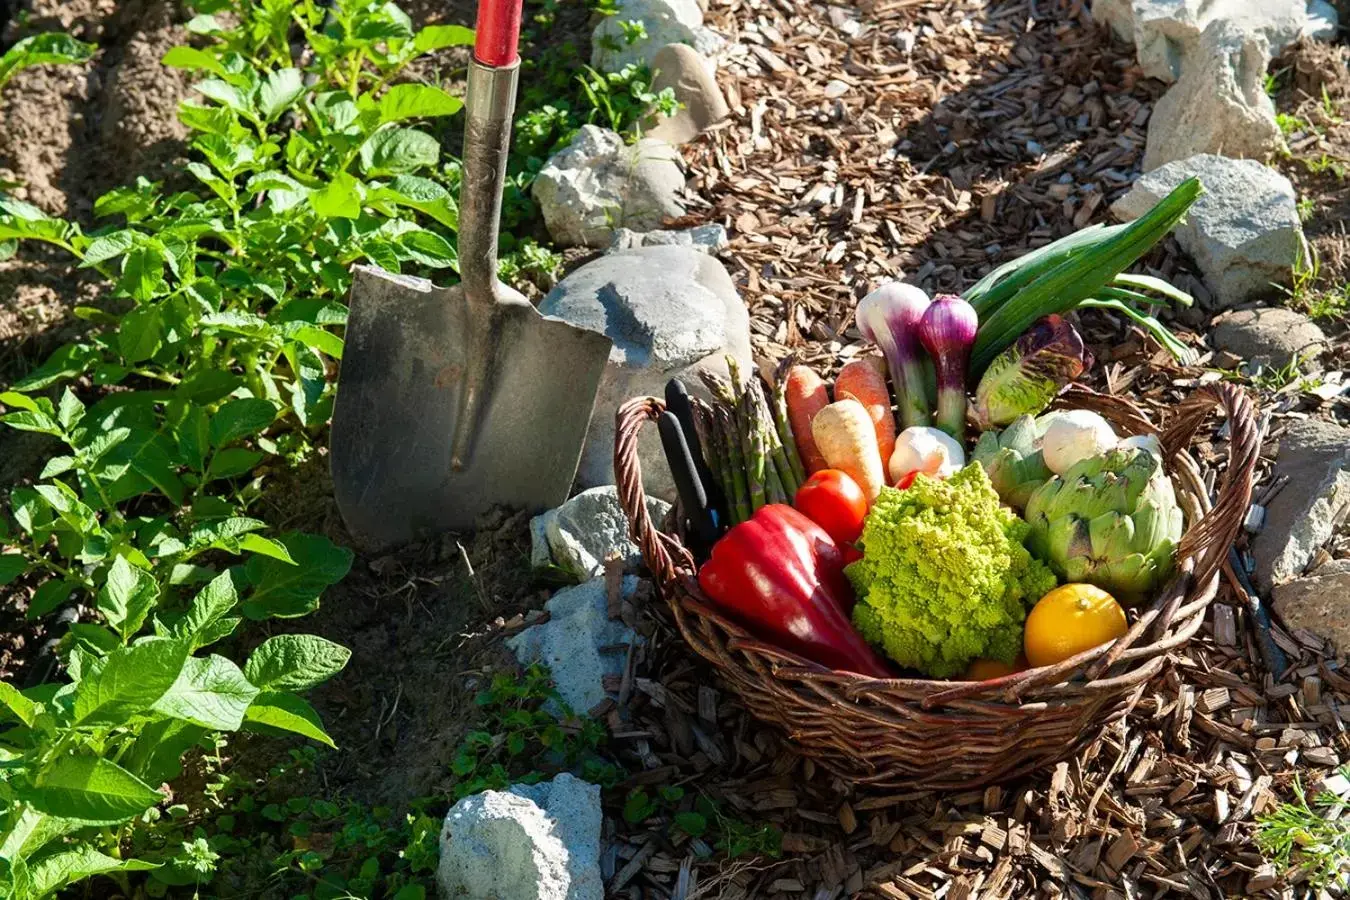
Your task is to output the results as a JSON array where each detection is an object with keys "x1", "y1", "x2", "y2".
[
  {"x1": 1024, "y1": 446, "x2": 1184, "y2": 606},
  {"x1": 972, "y1": 415, "x2": 1053, "y2": 510}
]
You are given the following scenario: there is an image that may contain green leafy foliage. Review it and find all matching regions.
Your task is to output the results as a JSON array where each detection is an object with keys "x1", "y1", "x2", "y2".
[
  {"x1": 1258, "y1": 767, "x2": 1350, "y2": 892},
  {"x1": 0, "y1": 0, "x2": 485, "y2": 892},
  {"x1": 620, "y1": 785, "x2": 783, "y2": 858},
  {"x1": 448, "y1": 664, "x2": 615, "y2": 800},
  {"x1": 116, "y1": 747, "x2": 443, "y2": 897},
  {"x1": 0, "y1": 32, "x2": 96, "y2": 94}
]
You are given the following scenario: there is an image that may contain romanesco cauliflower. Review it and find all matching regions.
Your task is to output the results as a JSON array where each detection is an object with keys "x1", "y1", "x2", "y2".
[{"x1": 847, "y1": 463, "x2": 1056, "y2": 678}]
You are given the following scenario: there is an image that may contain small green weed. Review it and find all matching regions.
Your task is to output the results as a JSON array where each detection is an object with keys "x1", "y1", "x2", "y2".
[
  {"x1": 1280, "y1": 246, "x2": 1350, "y2": 323},
  {"x1": 1234, "y1": 351, "x2": 1322, "y2": 394},
  {"x1": 1303, "y1": 153, "x2": 1349, "y2": 180},
  {"x1": 1258, "y1": 767, "x2": 1350, "y2": 892},
  {"x1": 621, "y1": 785, "x2": 784, "y2": 859},
  {"x1": 1264, "y1": 69, "x2": 1286, "y2": 98},
  {"x1": 578, "y1": 64, "x2": 679, "y2": 135},
  {"x1": 128, "y1": 746, "x2": 443, "y2": 898},
  {"x1": 1321, "y1": 86, "x2": 1343, "y2": 124},
  {"x1": 449, "y1": 664, "x2": 617, "y2": 799},
  {"x1": 1277, "y1": 112, "x2": 1312, "y2": 137}
]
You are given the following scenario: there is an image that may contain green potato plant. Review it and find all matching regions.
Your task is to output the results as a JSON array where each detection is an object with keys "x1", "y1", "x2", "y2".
[{"x1": 0, "y1": 0, "x2": 691, "y2": 894}]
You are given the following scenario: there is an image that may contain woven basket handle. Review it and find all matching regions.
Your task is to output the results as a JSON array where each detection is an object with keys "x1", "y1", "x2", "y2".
[{"x1": 614, "y1": 396, "x2": 688, "y2": 585}]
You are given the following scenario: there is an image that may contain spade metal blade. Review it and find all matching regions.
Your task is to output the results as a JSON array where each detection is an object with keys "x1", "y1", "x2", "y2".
[{"x1": 330, "y1": 265, "x2": 612, "y2": 550}]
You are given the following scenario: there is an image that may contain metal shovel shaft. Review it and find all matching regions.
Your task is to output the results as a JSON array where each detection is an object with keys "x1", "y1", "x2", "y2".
[
  {"x1": 330, "y1": 0, "x2": 614, "y2": 549},
  {"x1": 450, "y1": 58, "x2": 520, "y2": 470}
]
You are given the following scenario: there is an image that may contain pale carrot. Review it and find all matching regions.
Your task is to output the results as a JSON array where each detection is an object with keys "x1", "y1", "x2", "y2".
[
  {"x1": 784, "y1": 365, "x2": 830, "y2": 474},
  {"x1": 834, "y1": 356, "x2": 897, "y2": 466},
  {"x1": 811, "y1": 399, "x2": 887, "y2": 502}
]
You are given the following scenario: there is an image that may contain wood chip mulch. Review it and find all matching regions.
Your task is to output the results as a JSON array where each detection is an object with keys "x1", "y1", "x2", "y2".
[
  {"x1": 589, "y1": 0, "x2": 1350, "y2": 897},
  {"x1": 598, "y1": 565, "x2": 1350, "y2": 900}
]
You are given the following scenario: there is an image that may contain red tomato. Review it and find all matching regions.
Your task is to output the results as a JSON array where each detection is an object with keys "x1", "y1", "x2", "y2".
[
  {"x1": 794, "y1": 469, "x2": 868, "y2": 547},
  {"x1": 895, "y1": 471, "x2": 919, "y2": 490},
  {"x1": 841, "y1": 544, "x2": 864, "y2": 565}
]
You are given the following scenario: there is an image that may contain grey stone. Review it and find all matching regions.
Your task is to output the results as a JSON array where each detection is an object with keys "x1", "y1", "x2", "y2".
[
  {"x1": 1274, "y1": 570, "x2": 1350, "y2": 657},
  {"x1": 645, "y1": 43, "x2": 729, "y2": 146},
  {"x1": 539, "y1": 246, "x2": 752, "y2": 499},
  {"x1": 591, "y1": 0, "x2": 724, "y2": 73},
  {"x1": 608, "y1": 223, "x2": 728, "y2": 254},
  {"x1": 532, "y1": 126, "x2": 686, "y2": 248},
  {"x1": 529, "y1": 486, "x2": 671, "y2": 580},
  {"x1": 1090, "y1": 0, "x2": 1137, "y2": 42},
  {"x1": 1210, "y1": 307, "x2": 1328, "y2": 369},
  {"x1": 1306, "y1": 0, "x2": 1340, "y2": 40},
  {"x1": 505, "y1": 577, "x2": 639, "y2": 714},
  {"x1": 1142, "y1": 20, "x2": 1281, "y2": 171},
  {"x1": 1112, "y1": 155, "x2": 1306, "y2": 309},
  {"x1": 1251, "y1": 419, "x2": 1350, "y2": 593},
  {"x1": 438, "y1": 773, "x2": 602, "y2": 900},
  {"x1": 1119, "y1": 0, "x2": 1309, "y2": 82},
  {"x1": 1312, "y1": 558, "x2": 1350, "y2": 577}
]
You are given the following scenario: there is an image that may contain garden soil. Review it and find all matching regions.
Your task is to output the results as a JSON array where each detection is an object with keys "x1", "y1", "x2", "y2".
[{"x1": 2, "y1": 0, "x2": 1350, "y2": 898}]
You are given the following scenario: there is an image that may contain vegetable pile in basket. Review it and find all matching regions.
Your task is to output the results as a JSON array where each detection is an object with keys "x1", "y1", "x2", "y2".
[{"x1": 658, "y1": 180, "x2": 1202, "y2": 682}]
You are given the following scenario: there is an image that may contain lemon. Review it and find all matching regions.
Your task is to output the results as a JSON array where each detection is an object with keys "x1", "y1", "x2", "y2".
[{"x1": 1023, "y1": 584, "x2": 1128, "y2": 668}]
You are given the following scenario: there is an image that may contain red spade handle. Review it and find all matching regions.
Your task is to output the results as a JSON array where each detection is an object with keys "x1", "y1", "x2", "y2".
[{"x1": 474, "y1": 0, "x2": 523, "y2": 67}]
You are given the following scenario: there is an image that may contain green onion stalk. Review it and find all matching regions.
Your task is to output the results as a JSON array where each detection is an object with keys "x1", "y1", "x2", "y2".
[{"x1": 965, "y1": 177, "x2": 1203, "y2": 373}]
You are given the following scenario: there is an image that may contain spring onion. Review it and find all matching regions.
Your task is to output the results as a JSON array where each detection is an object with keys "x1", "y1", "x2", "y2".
[
  {"x1": 856, "y1": 282, "x2": 932, "y2": 428},
  {"x1": 917, "y1": 294, "x2": 978, "y2": 441},
  {"x1": 966, "y1": 178, "x2": 1203, "y2": 373}
]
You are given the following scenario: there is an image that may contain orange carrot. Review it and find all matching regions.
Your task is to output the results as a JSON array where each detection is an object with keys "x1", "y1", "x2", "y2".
[
  {"x1": 785, "y1": 365, "x2": 829, "y2": 474},
  {"x1": 835, "y1": 356, "x2": 897, "y2": 465}
]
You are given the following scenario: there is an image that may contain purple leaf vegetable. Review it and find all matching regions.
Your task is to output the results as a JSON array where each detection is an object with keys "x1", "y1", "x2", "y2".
[
  {"x1": 917, "y1": 294, "x2": 979, "y2": 442},
  {"x1": 856, "y1": 282, "x2": 932, "y2": 429},
  {"x1": 972, "y1": 314, "x2": 1094, "y2": 430}
]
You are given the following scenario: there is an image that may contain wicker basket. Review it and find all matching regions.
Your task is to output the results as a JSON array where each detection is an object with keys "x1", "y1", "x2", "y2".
[{"x1": 614, "y1": 383, "x2": 1259, "y2": 790}]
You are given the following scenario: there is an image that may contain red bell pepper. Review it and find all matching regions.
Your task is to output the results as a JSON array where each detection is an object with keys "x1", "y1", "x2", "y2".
[{"x1": 696, "y1": 504, "x2": 892, "y2": 678}]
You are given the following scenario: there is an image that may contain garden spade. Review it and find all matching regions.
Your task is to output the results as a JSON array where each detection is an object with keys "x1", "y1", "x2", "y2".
[{"x1": 330, "y1": 0, "x2": 612, "y2": 550}]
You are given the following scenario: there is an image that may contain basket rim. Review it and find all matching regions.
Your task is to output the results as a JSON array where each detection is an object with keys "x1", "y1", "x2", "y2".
[{"x1": 613, "y1": 381, "x2": 1260, "y2": 712}]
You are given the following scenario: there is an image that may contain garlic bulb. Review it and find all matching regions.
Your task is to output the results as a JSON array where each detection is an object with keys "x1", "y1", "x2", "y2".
[
  {"x1": 1040, "y1": 410, "x2": 1118, "y2": 475},
  {"x1": 889, "y1": 426, "x2": 966, "y2": 483}
]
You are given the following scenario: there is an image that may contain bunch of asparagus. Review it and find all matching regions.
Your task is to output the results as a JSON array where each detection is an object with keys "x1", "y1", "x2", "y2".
[{"x1": 693, "y1": 357, "x2": 806, "y2": 525}]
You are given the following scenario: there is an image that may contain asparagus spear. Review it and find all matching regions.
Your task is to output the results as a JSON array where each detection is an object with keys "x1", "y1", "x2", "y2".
[
  {"x1": 764, "y1": 436, "x2": 787, "y2": 505},
  {"x1": 752, "y1": 376, "x2": 798, "y2": 496},
  {"x1": 699, "y1": 370, "x2": 737, "y2": 408},
  {"x1": 772, "y1": 357, "x2": 808, "y2": 486},
  {"x1": 691, "y1": 398, "x2": 726, "y2": 500},
  {"x1": 737, "y1": 386, "x2": 766, "y2": 512},
  {"x1": 717, "y1": 405, "x2": 751, "y2": 523}
]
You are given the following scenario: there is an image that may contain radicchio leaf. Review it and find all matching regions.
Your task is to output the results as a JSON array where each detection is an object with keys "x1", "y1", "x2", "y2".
[{"x1": 971, "y1": 315, "x2": 1092, "y2": 429}]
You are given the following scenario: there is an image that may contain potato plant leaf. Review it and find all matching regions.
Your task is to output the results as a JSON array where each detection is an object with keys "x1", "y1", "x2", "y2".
[
  {"x1": 359, "y1": 128, "x2": 440, "y2": 176},
  {"x1": 378, "y1": 84, "x2": 463, "y2": 123},
  {"x1": 97, "y1": 555, "x2": 160, "y2": 641},
  {"x1": 0, "y1": 33, "x2": 95, "y2": 92},
  {"x1": 27, "y1": 847, "x2": 157, "y2": 898},
  {"x1": 26, "y1": 755, "x2": 163, "y2": 825},
  {"x1": 243, "y1": 634, "x2": 351, "y2": 691},
  {"x1": 242, "y1": 534, "x2": 353, "y2": 620},
  {"x1": 72, "y1": 639, "x2": 188, "y2": 726},
  {"x1": 151, "y1": 654, "x2": 258, "y2": 730},
  {"x1": 412, "y1": 24, "x2": 476, "y2": 53},
  {"x1": 244, "y1": 691, "x2": 336, "y2": 747}
]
